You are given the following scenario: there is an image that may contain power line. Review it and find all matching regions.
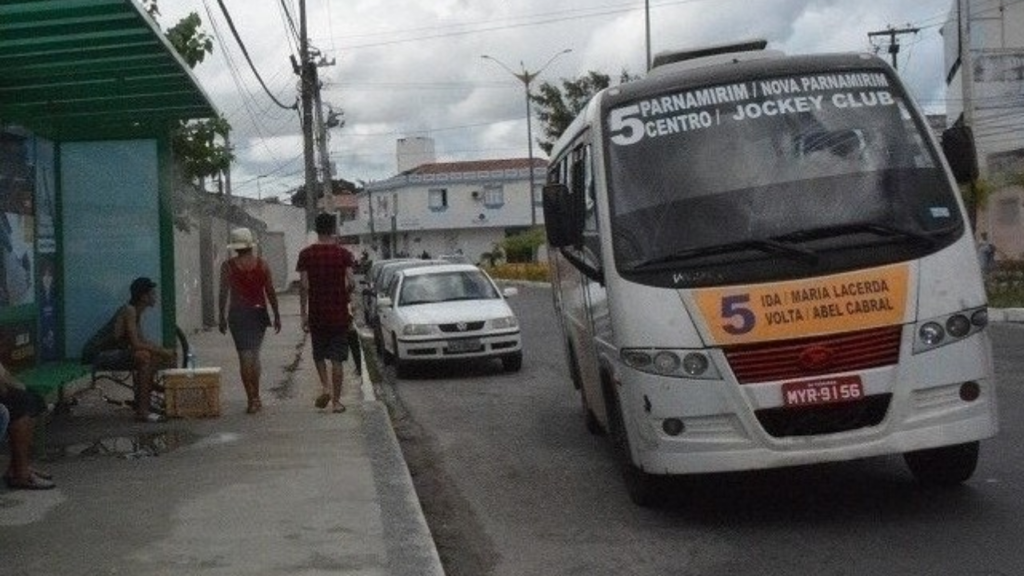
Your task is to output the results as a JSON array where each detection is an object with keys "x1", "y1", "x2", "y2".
[{"x1": 214, "y1": 0, "x2": 297, "y2": 110}]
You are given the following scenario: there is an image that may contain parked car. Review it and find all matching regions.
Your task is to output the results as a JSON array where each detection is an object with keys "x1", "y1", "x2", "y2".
[
  {"x1": 359, "y1": 258, "x2": 417, "y2": 325},
  {"x1": 438, "y1": 253, "x2": 473, "y2": 265},
  {"x1": 377, "y1": 263, "x2": 522, "y2": 376}
]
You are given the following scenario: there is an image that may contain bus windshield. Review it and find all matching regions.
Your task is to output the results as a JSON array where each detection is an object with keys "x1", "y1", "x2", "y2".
[{"x1": 605, "y1": 69, "x2": 963, "y2": 287}]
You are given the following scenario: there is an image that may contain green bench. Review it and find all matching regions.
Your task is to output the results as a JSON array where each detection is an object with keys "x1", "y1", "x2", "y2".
[{"x1": 17, "y1": 361, "x2": 92, "y2": 409}]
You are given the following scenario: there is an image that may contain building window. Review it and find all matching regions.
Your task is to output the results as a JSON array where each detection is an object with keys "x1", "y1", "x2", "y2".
[
  {"x1": 429, "y1": 188, "x2": 448, "y2": 212},
  {"x1": 532, "y1": 182, "x2": 542, "y2": 206},
  {"x1": 484, "y1": 184, "x2": 504, "y2": 208}
]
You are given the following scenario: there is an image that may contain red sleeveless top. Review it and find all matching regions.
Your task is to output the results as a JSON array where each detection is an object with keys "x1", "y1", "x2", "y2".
[{"x1": 228, "y1": 258, "x2": 269, "y2": 308}]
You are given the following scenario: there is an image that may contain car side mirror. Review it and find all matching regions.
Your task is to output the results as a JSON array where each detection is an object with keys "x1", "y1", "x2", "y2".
[
  {"x1": 502, "y1": 287, "x2": 519, "y2": 298},
  {"x1": 378, "y1": 296, "x2": 393, "y2": 308}
]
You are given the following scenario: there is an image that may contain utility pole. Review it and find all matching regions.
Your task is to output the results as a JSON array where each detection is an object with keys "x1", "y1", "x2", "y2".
[
  {"x1": 959, "y1": 0, "x2": 979, "y2": 228},
  {"x1": 298, "y1": 0, "x2": 317, "y2": 231},
  {"x1": 958, "y1": 0, "x2": 975, "y2": 130},
  {"x1": 645, "y1": 0, "x2": 652, "y2": 72},
  {"x1": 313, "y1": 66, "x2": 332, "y2": 213},
  {"x1": 481, "y1": 49, "x2": 572, "y2": 228},
  {"x1": 867, "y1": 25, "x2": 920, "y2": 70}
]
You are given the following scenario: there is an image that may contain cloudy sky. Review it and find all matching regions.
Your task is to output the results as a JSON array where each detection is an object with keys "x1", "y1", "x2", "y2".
[{"x1": 155, "y1": 0, "x2": 959, "y2": 201}]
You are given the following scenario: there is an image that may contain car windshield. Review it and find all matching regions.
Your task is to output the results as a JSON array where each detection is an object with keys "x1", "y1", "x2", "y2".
[
  {"x1": 399, "y1": 270, "x2": 499, "y2": 305},
  {"x1": 605, "y1": 68, "x2": 963, "y2": 287}
]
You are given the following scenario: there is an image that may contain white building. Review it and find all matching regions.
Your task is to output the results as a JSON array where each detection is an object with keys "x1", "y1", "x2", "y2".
[
  {"x1": 943, "y1": 0, "x2": 1024, "y2": 257},
  {"x1": 345, "y1": 157, "x2": 547, "y2": 264}
]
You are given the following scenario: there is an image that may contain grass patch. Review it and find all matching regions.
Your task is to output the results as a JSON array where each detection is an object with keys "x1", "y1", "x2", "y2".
[
  {"x1": 481, "y1": 262, "x2": 550, "y2": 282},
  {"x1": 987, "y1": 262, "x2": 1024, "y2": 308}
]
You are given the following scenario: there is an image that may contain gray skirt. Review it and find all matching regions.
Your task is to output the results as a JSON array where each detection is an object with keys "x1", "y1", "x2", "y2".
[{"x1": 228, "y1": 306, "x2": 269, "y2": 352}]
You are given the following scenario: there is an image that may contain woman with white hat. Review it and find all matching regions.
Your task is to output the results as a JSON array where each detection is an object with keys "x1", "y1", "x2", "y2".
[{"x1": 218, "y1": 227, "x2": 281, "y2": 413}]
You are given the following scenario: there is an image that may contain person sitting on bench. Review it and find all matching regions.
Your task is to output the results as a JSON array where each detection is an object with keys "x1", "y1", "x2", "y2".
[
  {"x1": 0, "y1": 363, "x2": 54, "y2": 490},
  {"x1": 83, "y1": 277, "x2": 175, "y2": 423}
]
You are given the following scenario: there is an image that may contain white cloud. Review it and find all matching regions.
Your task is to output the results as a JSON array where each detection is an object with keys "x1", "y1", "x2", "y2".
[{"x1": 158, "y1": 0, "x2": 955, "y2": 198}]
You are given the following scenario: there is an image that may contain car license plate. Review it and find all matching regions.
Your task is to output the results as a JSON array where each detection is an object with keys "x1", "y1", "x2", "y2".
[
  {"x1": 782, "y1": 375, "x2": 863, "y2": 407},
  {"x1": 447, "y1": 339, "x2": 482, "y2": 353}
]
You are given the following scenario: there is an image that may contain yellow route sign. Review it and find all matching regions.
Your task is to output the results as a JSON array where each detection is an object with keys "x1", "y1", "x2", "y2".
[{"x1": 694, "y1": 264, "x2": 909, "y2": 345}]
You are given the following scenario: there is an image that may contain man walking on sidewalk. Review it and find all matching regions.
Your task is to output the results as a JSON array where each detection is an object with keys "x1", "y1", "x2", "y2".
[{"x1": 297, "y1": 213, "x2": 356, "y2": 413}]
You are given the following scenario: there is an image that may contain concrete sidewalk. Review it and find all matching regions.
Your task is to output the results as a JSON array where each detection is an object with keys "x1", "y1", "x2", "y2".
[{"x1": 0, "y1": 292, "x2": 444, "y2": 576}]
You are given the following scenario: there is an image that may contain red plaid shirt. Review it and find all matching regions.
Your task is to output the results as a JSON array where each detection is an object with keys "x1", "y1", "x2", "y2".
[{"x1": 296, "y1": 243, "x2": 354, "y2": 329}]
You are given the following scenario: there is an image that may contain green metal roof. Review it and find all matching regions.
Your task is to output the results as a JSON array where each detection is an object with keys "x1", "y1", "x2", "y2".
[{"x1": 0, "y1": 0, "x2": 217, "y2": 140}]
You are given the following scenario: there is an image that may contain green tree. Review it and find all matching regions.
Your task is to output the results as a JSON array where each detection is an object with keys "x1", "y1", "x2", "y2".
[
  {"x1": 531, "y1": 70, "x2": 639, "y2": 155},
  {"x1": 146, "y1": 0, "x2": 234, "y2": 228},
  {"x1": 501, "y1": 228, "x2": 546, "y2": 263},
  {"x1": 145, "y1": 1, "x2": 231, "y2": 179}
]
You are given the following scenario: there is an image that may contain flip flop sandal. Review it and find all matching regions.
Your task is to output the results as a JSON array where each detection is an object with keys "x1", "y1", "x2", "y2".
[
  {"x1": 5, "y1": 474, "x2": 56, "y2": 490},
  {"x1": 315, "y1": 393, "x2": 331, "y2": 409}
]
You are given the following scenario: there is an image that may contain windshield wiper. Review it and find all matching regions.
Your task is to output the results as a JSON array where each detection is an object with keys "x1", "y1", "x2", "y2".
[
  {"x1": 633, "y1": 238, "x2": 819, "y2": 270},
  {"x1": 771, "y1": 222, "x2": 940, "y2": 246}
]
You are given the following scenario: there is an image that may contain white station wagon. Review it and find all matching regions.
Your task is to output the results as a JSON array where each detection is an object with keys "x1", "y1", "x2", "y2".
[{"x1": 377, "y1": 263, "x2": 522, "y2": 376}]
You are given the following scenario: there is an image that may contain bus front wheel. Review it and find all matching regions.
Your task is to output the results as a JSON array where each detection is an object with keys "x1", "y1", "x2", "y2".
[
  {"x1": 607, "y1": 391, "x2": 663, "y2": 507},
  {"x1": 903, "y1": 441, "x2": 979, "y2": 486}
]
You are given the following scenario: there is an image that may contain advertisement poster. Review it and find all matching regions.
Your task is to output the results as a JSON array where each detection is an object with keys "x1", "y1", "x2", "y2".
[
  {"x1": 0, "y1": 130, "x2": 37, "y2": 309},
  {"x1": 0, "y1": 320, "x2": 35, "y2": 373},
  {"x1": 0, "y1": 129, "x2": 39, "y2": 367}
]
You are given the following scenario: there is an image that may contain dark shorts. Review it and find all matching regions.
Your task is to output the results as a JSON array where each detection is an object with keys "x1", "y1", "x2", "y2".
[
  {"x1": 0, "y1": 386, "x2": 46, "y2": 420},
  {"x1": 228, "y1": 306, "x2": 268, "y2": 352},
  {"x1": 94, "y1": 348, "x2": 134, "y2": 370},
  {"x1": 310, "y1": 326, "x2": 349, "y2": 363}
]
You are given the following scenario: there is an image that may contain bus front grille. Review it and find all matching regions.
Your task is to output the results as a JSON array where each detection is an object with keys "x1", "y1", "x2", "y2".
[
  {"x1": 754, "y1": 394, "x2": 892, "y2": 437},
  {"x1": 722, "y1": 325, "x2": 902, "y2": 384}
]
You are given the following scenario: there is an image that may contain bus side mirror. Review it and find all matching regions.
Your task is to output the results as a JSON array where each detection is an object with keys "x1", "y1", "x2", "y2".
[
  {"x1": 543, "y1": 183, "x2": 580, "y2": 248},
  {"x1": 941, "y1": 125, "x2": 979, "y2": 184}
]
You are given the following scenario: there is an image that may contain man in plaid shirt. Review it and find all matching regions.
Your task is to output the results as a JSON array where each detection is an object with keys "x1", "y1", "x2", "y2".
[{"x1": 297, "y1": 213, "x2": 356, "y2": 413}]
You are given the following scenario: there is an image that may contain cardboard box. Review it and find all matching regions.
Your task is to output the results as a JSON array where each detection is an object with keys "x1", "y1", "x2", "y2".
[{"x1": 161, "y1": 367, "x2": 221, "y2": 418}]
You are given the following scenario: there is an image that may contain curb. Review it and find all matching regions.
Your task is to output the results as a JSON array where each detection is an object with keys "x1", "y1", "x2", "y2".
[
  {"x1": 990, "y1": 308, "x2": 1024, "y2": 323},
  {"x1": 364, "y1": 402, "x2": 447, "y2": 576}
]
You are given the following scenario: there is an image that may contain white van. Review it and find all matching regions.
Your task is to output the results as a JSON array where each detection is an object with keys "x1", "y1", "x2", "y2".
[{"x1": 543, "y1": 40, "x2": 996, "y2": 506}]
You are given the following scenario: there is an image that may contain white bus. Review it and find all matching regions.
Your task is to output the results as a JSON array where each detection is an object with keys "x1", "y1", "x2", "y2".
[{"x1": 542, "y1": 40, "x2": 997, "y2": 506}]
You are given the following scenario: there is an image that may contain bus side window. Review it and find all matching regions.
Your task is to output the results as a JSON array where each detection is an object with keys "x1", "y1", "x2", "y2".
[{"x1": 583, "y1": 144, "x2": 598, "y2": 233}]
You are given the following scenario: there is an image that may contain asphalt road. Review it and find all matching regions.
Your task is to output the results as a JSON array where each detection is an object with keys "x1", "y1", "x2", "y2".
[{"x1": 380, "y1": 284, "x2": 1024, "y2": 576}]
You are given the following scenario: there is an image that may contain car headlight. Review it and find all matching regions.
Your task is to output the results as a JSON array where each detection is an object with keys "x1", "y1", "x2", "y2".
[
  {"x1": 403, "y1": 324, "x2": 433, "y2": 336},
  {"x1": 490, "y1": 315, "x2": 519, "y2": 330}
]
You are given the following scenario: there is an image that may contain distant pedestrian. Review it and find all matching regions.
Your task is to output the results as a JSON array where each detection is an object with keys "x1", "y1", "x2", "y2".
[
  {"x1": 977, "y1": 233, "x2": 997, "y2": 275},
  {"x1": 219, "y1": 227, "x2": 281, "y2": 414},
  {"x1": 297, "y1": 213, "x2": 356, "y2": 413}
]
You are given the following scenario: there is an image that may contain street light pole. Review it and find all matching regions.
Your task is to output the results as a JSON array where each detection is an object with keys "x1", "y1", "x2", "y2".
[
  {"x1": 482, "y1": 49, "x2": 572, "y2": 228},
  {"x1": 256, "y1": 175, "x2": 266, "y2": 201}
]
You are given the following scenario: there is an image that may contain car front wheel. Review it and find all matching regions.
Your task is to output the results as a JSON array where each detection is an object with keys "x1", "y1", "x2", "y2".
[{"x1": 501, "y1": 351, "x2": 523, "y2": 372}]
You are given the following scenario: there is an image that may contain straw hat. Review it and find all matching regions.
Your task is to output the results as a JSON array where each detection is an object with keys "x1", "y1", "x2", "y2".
[{"x1": 227, "y1": 227, "x2": 257, "y2": 251}]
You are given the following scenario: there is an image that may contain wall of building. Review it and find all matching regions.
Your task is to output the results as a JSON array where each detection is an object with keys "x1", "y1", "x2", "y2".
[
  {"x1": 943, "y1": 0, "x2": 1024, "y2": 259},
  {"x1": 236, "y1": 198, "x2": 307, "y2": 288},
  {"x1": 349, "y1": 163, "x2": 544, "y2": 264}
]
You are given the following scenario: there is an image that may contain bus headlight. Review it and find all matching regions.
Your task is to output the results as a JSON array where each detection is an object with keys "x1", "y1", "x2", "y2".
[
  {"x1": 946, "y1": 314, "x2": 971, "y2": 338},
  {"x1": 682, "y1": 353, "x2": 710, "y2": 376},
  {"x1": 914, "y1": 306, "x2": 987, "y2": 354},
  {"x1": 653, "y1": 352, "x2": 681, "y2": 374},
  {"x1": 918, "y1": 322, "x2": 945, "y2": 346},
  {"x1": 971, "y1": 308, "x2": 988, "y2": 327},
  {"x1": 620, "y1": 348, "x2": 720, "y2": 379}
]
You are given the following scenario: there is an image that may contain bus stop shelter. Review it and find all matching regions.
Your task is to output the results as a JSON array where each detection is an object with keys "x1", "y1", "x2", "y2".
[{"x1": 0, "y1": 0, "x2": 217, "y2": 377}]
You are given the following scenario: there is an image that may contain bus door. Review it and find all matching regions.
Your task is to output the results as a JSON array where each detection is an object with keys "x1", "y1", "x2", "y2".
[{"x1": 571, "y1": 143, "x2": 610, "y2": 422}]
